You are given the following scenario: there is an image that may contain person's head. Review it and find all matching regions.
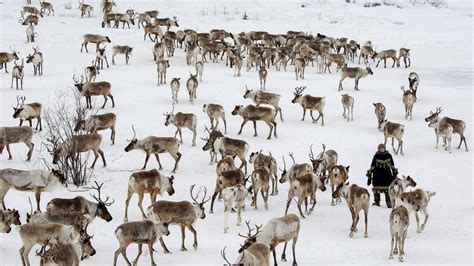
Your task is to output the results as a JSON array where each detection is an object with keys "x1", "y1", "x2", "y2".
[{"x1": 377, "y1": 143, "x2": 386, "y2": 152}]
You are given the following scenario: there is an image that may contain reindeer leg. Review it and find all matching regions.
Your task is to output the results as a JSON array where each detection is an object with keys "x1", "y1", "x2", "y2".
[
  {"x1": 389, "y1": 234, "x2": 395, "y2": 259},
  {"x1": 101, "y1": 95, "x2": 108, "y2": 108},
  {"x1": 420, "y1": 207, "x2": 429, "y2": 231},
  {"x1": 272, "y1": 248, "x2": 278, "y2": 266},
  {"x1": 98, "y1": 148, "x2": 107, "y2": 166},
  {"x1": 281, "y1": 243, "x2": 288, "y2": 262},
  {"x1": 159, "y1": 237, "x2": 171, "y2": 254},
  {"x1": 20, "y1": 244, "x2": 33, "y2": 266},
  {"x1": 284, "y1": 199, "x2": 292, "y2": 215},
  {"x1": 131, "y1": 244, "x2": 142, "y2": 265},
  {"x1": 123, "y1": 189, "x2": 133, "y2": 222},
  {"x1": 137, "y1": 191, "x2": 147, "y2": 219},
  {"x1": 349, "y1": 207, "x2": 356, "y2": 237},
  {"x1": 142, "y1": 153, "x2": 151, "y2": 170},
  {"x1": 296, "y1": 200, "x2": 306, "y2": 218},
  {"x1": 364, "y1": 207, "x2": 368, "y2": 238},
  {"x1": 90, "y1": 150, "x2": 99, "y2": 168},
  {"x1": 34, "y1": 187, "x2": 41, "y2": 212},
  {"x1": 238, "y1": 120, "x2": 248, "y2": 135},
  {"x1": 121, "y1": 247, "x2": 132, "y2": 266},
  {"x1": 415, "y1": 211, "x2": 421, "y2": 233},
  {"x1": 6, "y1": 144, "x2": 12, "y2": 160}
]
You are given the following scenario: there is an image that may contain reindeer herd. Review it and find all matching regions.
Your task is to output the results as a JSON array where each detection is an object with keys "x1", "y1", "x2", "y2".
[{"x1": 0, "y1": 0, "x2": 469, "y2": 265}]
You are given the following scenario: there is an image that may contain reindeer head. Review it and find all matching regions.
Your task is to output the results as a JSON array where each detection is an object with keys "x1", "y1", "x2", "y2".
[
  {"x1": 166, "y1": 175, "x2": 175, "y2": 196},
  {"x1": 231, "y1": 105, "x2": 244, "y2": 116},
  {"x1": 26, "y1": 46, "x2": 40, "y2": 63},
  {"x1": 163, "y1": 106, "x2": 175, "y2": 126},
  {"x1": 124, "y1": 125, "x2": 138, "y2": 152},
  {"x1": 309, "y1": 144, "x2": 326, "y2": 176},
  {"x1": 201, "y1": 127, "x2": 224, "y2": 151},
  {"x1": 248, "y1": 150, "x2": 261, "y2": 164},
  {"x1": 51, "y1": 169, "x2": 67, "y2": 184},
  {"x1": 237, "y1": 221, "x2": 262, "y2": 253},
  {"x1": 243, "y1": 85, "x2": 253, "y2": 99},
  {"x1": 12, "y1": 95, "x2": 26, "y2": 119},
  {"x1": 47, "y1": 136, "x2": 62, "y2": 164},
  {"x1": 10, "y1": 46, "x2": 19, "y2": 60},
  {"x1": 90, "y1": 181, "x2": 114, "y2": 222},
  {"x1": 425, "y1": 107, "x2": 442, "y2": 123},
  {"x1": 74, "y1": 118, "x2": 86, "y2": 132},
  {"x1": 279, "y1": 155, "x2": 289, "y2": 183},
  {"x1": 402, "y1": 175, "x2": 417, "y2": 188},
  {"x1": 332, "y1": 182, "x2": 349, "y2": 199},
  {"x1": 366, "y1": 66, "x2": 373, "y2": 75},
  {"x1": 79, "y1": 230, "x2": 96, "y2": 260},
  {"x1": 291, "y1": 86, "x2": 306, "y2": 103},
  {"x1": 190, "y1": 184, "x2": 210, "y2": 219},
  {"x1": 72, "y1": 75, "x2": 85, "y2": 92},
  {"x1": 13, "y1": 59, "x2": 25, "y2": 73}
]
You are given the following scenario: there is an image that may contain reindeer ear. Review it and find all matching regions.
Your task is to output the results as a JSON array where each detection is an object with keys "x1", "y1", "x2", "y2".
[
  {"x1": 345, "y1": 182, "x2": 350, "y2": 186},
  {"x1": 373, "y1": 103, "x2": 376, "y2": 106},
  {"x1": 346, "y1": 165, "x2": 350, "y2": 171}
]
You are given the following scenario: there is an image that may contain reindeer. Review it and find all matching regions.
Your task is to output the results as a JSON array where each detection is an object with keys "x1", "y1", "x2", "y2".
[
  {"x1": 397, "y1": 48, "x2": 411, "y2": 68},
  {"x1": 0, "y1": 209, "x2": 21, "y2": 233},
  {"x1": 372, "y1": 49, "x2": 397, "y2": 68},
  {"x1": 379, "y1": 120, "x2": 405, "y2": 155},
  {"x1": 143, "y1": 25, "x2": 164, "y2": 42},
  {"x1": 17, "y1": 223, "x2": 81, "y2": 266},
  {"x1": 186, "y1": 72, "x2": 199, "y2": 104},
  {"x1": 284, "y1": 172, "x2": 326, "y2": 218},
  {"x1": 401, "y1": 85, "x2": 416, "y2": 120},
  {"x1": 279, "y1": 154, "x2": 313, "y2": 184},
  {"x1": 425, "y1": 107, "x2": 468, "y2": 151},
  {"x1": 408, "y1": 72, "x2": 419, "y2": 97},
  {"x1": 19, "y1": 14, "x2": 39, "y2": 25},
  {"x1": 388, "y1": 206, "x2": 409, "y2": 262},
  {"x1": 0, "y1": 126, "x2": 34, "y2": 161},
  {"x1": 146, "y1": 185, "x2": 210, "y2": 253},
  {"x1": 84, "y1": 60, "x2": 99, "y2": 82},
  {"x1": 124, "y1": 126, "x2": 182, "y2": 172},
  {"x1": 80, "y1": 34, "x2": 111, "y2": 53},
  {"x1": 72, "y1": 75, "x2": 115, "y2": 109},
  {"x1": 203, "y1": 103, "x2": 227, "y2": 133},
  {"x1": 102, "y1": 0, "x2": 115, "y2": 13},
  {"x1": 209, "y1": 169, "x2": 246, "y2": 213},
  {"x1": 202, "y1": 130, "x2": 249, "y2": 172},
  {"x1": 291, "y1": 86, "x2": 325, "y2": 126},
  {"x1": 250, "y1": 167, "x2": 270, "y2": 210},
  {"x1": 373, "y1": 102, "x2": 386, "y2": 129},
  {"x1": 0, "y1": 47, "x2": 19, "y2": 73},
  {"x1": 164, "y1": 37, "x2": 175, "y2": 57},
  {"x1": 327, "y1": 165, "x2": 349, "y2": 206},
  {"x1": 338, "y1": 65, "x2": 373, "y2": 91},
  {"x1": 50, "y1": 133, "x2": 107, "y2": 168},
  {"x1": 156, "y1": 59, "x2": 170, "y2": 86},
  {"x1": 249, "y1": 151, "x2": 278, "y2": 196},
  {"x1": 143, "y1": 10, "x2": 159, "y2": 19},
  {"x1": 123, "y1": 169, "x2": 175, "y2": 222},
  {"x1": 11, "y1": 60, "x2": 25, "y2": 90},
  {"x1": 26, "y1": 46, "x2": 43, "y2": 75},
  {"x1": 388, "y1": 175, "x2": 417, "y2": 209},
  {"x1": 137, "y1": 13, "x2": 152, "y2": 28},
  {"x1": 221, "y1": 244, "x2": 271, "y2": 266},
  {"x1": 35, "y1": 237, "x2": 80, "y2": 266},
  {"x1": 341, "y1": 94, "x2": 354, "y2": 122},
  {"x1": 324, "y1": 53, "x2": 346, "y2": 73},
  {"x1": 164, "y1": 108, "x2": 198, "y2": 146},
  {"x1": 232, "y1": 105, "x2": 278, "y2": 140},
  {"x1": 397, "y1": 188, "x2": 436, "y2": 233},
  {"x1": 47, "y1": 181, "x2": 114, "y2": 222},
  {"x1": 332, "y1": 182, "x2": 370, "y2": 238},
  {"x1": 358, "y1": 45, "x2": 374, "y2": 64},
  {"x1": 243, "y1": 86, "x2": 283, "y2": 122},
  {"x1": 12, "y1": 96, "x2": 42, "y2": 131},
  {"x1": 113, "y1": 13, "x2": 135, "y2": 29},
  {"x1": 74, "y1": 112, "x2": 116, "y2": 144},
  {"x1": 170, "y1": 77, "x2": 180, "y2": 104},
  {"x1": 113, "y1": 220, "x2": 170, "y2": 266},
  {"x1": 294, "y1": 57, "x2": 305, "y2": 80},
  {"x1": 79, "y1": 1, "x2": 93, "y2": 18},
  {"x1": 258, "y1": 65, "x2": 268, "y2": 90},
  {"x1": 25, "y1": 24, "x2": 37, "y2": 43},
  {"x1": 21, "y1": 6, "x2": 42, "y2": 18},
  {"x1": 222, "y1": 185, "x2": 251, "y2": 233},
  {"x1": 95, "y1": 45, "x2": 109, "y2": 69},
  {"x1": 112, "y1": 45, "x2": 133, "y2": 65},
  {"x1": 195, "y1": 61, "x2": 204, "y2": 82},
  {"x1": 427, "y1": 107, "x2": 454, "y2": 152},
  {"x1": 39, "y1": 1, "x2": 54, "y2": 16},
  {"x1": 101, "y1": 11, "x2": 116, "y2": 28},
  {"x1": 153, "y1": 42, "x2": 165, "y2": 61},
  {"x1": 154, "y1": 17, "x2": 179, "y2": 30},
  {"x1": 186, "y1": 43, "x2": 198, "y2": 66},
  {"x1": 238, "y1": 214, "x2": 300, "y2": 266}
]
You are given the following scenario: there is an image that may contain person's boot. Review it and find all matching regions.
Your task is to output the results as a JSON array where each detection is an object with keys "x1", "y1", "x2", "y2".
[
  {"x1": 372, "y1": 192, "x2": 380, "y2": 206},
  {"x1": 384, "y1": 191, "x2": 392, "y2": 208}
]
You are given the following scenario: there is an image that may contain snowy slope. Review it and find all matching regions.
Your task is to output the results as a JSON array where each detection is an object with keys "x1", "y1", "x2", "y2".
[{"x1": 0, "y1": 0, "x2": 472, "y2": 265}]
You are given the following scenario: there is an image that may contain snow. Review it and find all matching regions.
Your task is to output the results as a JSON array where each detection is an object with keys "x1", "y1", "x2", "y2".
[{"x1": 0, "y1": 0, "x2": 472, "y2": 265}]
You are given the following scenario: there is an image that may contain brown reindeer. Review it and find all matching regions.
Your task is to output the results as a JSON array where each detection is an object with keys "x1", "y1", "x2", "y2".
[
  {"x1": 0, "y1": 209, "x2": 21, "y2": 233},
  {"x1": 358, "y1": 45, "x2": 375, "y2": 64},
  {"x1": 238, "y1": 214, "x2": 300, "y2": 266},
  {"x1": 11, "y1": 59, "x2": 25, "y2": 90},
  {"x1": 73, "y1": 75, "x2": 115, "y2": 109},
  {"x1": 39, "y1": 0, "x2": 54, "y2": 16},
  {"x1": 186, "y1": 72, "x2": 199, "y2": 104},
  {"x1": 221, "y1": 244, "x2": 271, "y2": 266},
  {"x1": 379, "y1": 120, "x2": 405, "y2": 155},
  {"x1": 113, "y1": 220, "x2": 170, "y2": 266},
  {"x1": 50, "y1": 133, "x2": 107, "y2": 168},
  {"x1": 243, "y1": 86, "x2": 283, "y2": 122},
  {"x1": 279, "y1": 154, "x2": 313, "y2": 184},
  {"x1": 372, "y1": 49, "x2": 397, "y2": 68},
  {"x1": 0, "y1": 126, "x2": 34, "y2": 161},
  {"x1": 170, "y1": 77, "x2": 180, "y2": 104},
  {"x1": 156, "y1": 59, "x2": 170, "y2": 86},
  {"x1": 258, "y1": 65, "x2": 268, "y2": 90},
  {"x1": 46, "y1": 181, "x2": 114, "y2": 222},
  {"x1": 341, "y1": 94, "x2": 354, "y2": 122},
  {"x1": 333, "y1": 182, "x2": 370, "y2": 238},
  {"x1": 79, "y1": 1, "x2": 93, "y2": 18},
  {"x1": 388, "y1": 175, "x2": 417, "y2": 209},
  {"x1": 154, "y1": 17, "x2": 179, "y2": 30},
  {"x1": 95, "y1": 45, "x2": 109, "y2": 69},
  {"x1": 146, "y1": 185, "x2": 210, "y2": 253},
  {"x1": 124, "y1": 126, "x2": 182, "y2": 172},
  {"x1": 284, "y1": 173, "x2": 326, "y2": 218},
  {"x1": 308, "y1": 144, "x2": 338, "y2": 178},
  {"x1": 388, "y1": 206, "x2": 409, "y2": 262},
  {"x1": 111, "y1": 45, "x2": 133, "y2": 64},
  {"x1": 19, "y1": 14, "x2": 39, "y2": 26},
  {"x1": 397, "y1": 48, "x2": 411, "y2": 68},
  {"x1": 250, "y1": 167, "x2": 270, "y2": 210},
  {"x1": 291, "y1": 86, "x2": 325, "y2": 126},
  {"x1": 164, "y1": 108, "x2": 198, "y2": 146},
  {"x1": 338, "y1": 65, "x2": 373, "y2": 91},
  {"x1": 324, "y1": 53, "x2": 346, "y2": 73},
  {"x1": 427, "y1": 108, "x2": 454, "y2": 153},
  {"x1": 327, "y1": 165, "x2": 349, "y2": 206},
  {"x1": 25, "y1": 46, "x2": 43, "y2": 76},
  {"x1": 249, "y1": 151, "x2": 278, "y2": 196},
  {"x1": 123, "y1": 169, "x2": 175, "y2": 222},
  {"x1": 202, "y1": 130, "x2": 249, "y2": 172},
  {"x1": 12, "y1": 95, "x2": 42, "y2": 131},
  {"x1": 74, "y1": 112, "x2": 116, "y2": 144},
  {"x1": 373, "y1": 102, "x2": 386, "y2": 129},
  {"x1": 397, "y1": 188, "x2": 436, "y2": 233},
  {"x1": 401, "y1": 85, "x2": 416, "y2": 120},
  {"x1": 0, "y1": 47, "x2": 19, "y2": 73},
  {"x1": 80, "y1": 34, "x2": 111, "y2": 53},
  {"x1": 203, "y1": 103, "x2": 227, "y2": 133},
  {"x1": 209, "y1": 169, "x2": 246, "y2": 213},
  {"x1": 232, "y1": 105, "x2": 278, "y2": 139},
  {"x1": 35, "y1": 237, "x2": 80, "y2": 266},
  {"x1": 425, "y1": 107, "x2": 468, "y2": 151},
  {"x1": 143, "y1": 25, "x2": 164, "y2": 42}
]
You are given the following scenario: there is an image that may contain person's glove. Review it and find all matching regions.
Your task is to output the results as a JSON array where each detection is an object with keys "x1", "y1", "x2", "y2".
[
  {"x1": 367, "y1": 177, "x2": 372, "y2": 186},
  {"x1": 392, "y1": 168, "x2": 398, "y2": 178},
  {"x1": 366, "y1": 170, "x2": 372, "y2": 178}
]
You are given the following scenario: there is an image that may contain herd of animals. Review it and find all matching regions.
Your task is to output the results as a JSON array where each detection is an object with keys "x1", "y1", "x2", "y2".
[{"x1": 0, "y1": 0, "x2": 469, "y2": 265}]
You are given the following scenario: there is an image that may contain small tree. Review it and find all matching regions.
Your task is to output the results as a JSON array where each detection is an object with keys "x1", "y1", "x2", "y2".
[
  {"x1": 42, "y1": 90, "x2": 94, "y2": 186},
  {"x1": 242, "y1": 12, "x2": 249, "y2": 20}
]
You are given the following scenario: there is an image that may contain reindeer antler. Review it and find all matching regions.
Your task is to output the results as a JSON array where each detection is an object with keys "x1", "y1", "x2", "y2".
[
  {"x1": 279, "y1": 155, "x2": 286, "y2": 172},
  {"x1": 32, "y1": 46, "x2": 40, "y2": 54},
  {"x1": 127, "y1": 125, "x2": 137, "y2": 141},
  {"x1": 163, "y1": 105, "x2": 175, "y2": 116},
  {"x1": 90, "y1": 181, "x2": 115, "y2": 206},
  {"x1": 238, "y1": 220, "x2": 255, "y2": 238},
  {"x1": 221, "y1": 247, "x2": 231, "y2": 265},
  {"x1": 309, "y1": 144, "x2": 315, "y2": 161},
  {"x1": 12, "y1": 95, "x2": 26, "y2": 109},
  {"x1": 288, "y1": 153, "x2": 296, "y2": 165},
  {"x1": 319, "y1": 144, "x2": 326, "y2": 159},
  {"x1": 293, "y1": 86, "x2": 306, "y2": 96},
  {"x1": 190, "y1": 184, "x2": 200, "y2": 205}
]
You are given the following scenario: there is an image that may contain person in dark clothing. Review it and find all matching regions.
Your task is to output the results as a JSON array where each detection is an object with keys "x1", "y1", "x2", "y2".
[{"x1": 366, "y1": 143, "x2": 398, "y2": 208}]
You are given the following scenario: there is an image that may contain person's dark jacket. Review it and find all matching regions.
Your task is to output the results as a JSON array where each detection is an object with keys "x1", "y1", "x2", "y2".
[{"x1": 368, "y1": 151, "x2": 396, "y2": 187}]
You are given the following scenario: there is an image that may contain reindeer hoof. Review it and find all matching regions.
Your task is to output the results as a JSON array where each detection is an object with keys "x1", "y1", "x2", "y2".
[
  {"x1": 331, "y1": 202, "x2": 335, "y2": 206},
  {"x1": 180, "y1": 247, "x2": 187, "y2": 251},
  {"x1": 399, "y1": 257, "x2": 404, "y2": 262},
  {"x1": 393, "y1": 249, "x2": 398, "y2": 255},
  {"x1": 364, "y1": 233, "x2": 368, "y2": 238},
  {"x1": 389, "y1": 255, "x2": 393, "y2": 260},
  {"x1": 123, "y1": 218, "x2": 128, "y2": 222}
]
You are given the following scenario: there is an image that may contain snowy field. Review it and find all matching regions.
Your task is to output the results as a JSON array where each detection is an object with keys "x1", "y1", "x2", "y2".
[{"x1": 0, "y1": 0, "x2": 472, "y2": 265}]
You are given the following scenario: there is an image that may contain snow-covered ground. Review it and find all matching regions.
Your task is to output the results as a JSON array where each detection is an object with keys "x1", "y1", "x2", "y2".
[{"x1": 0, "y1": 0, "x2": 472, "y2": 265}]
